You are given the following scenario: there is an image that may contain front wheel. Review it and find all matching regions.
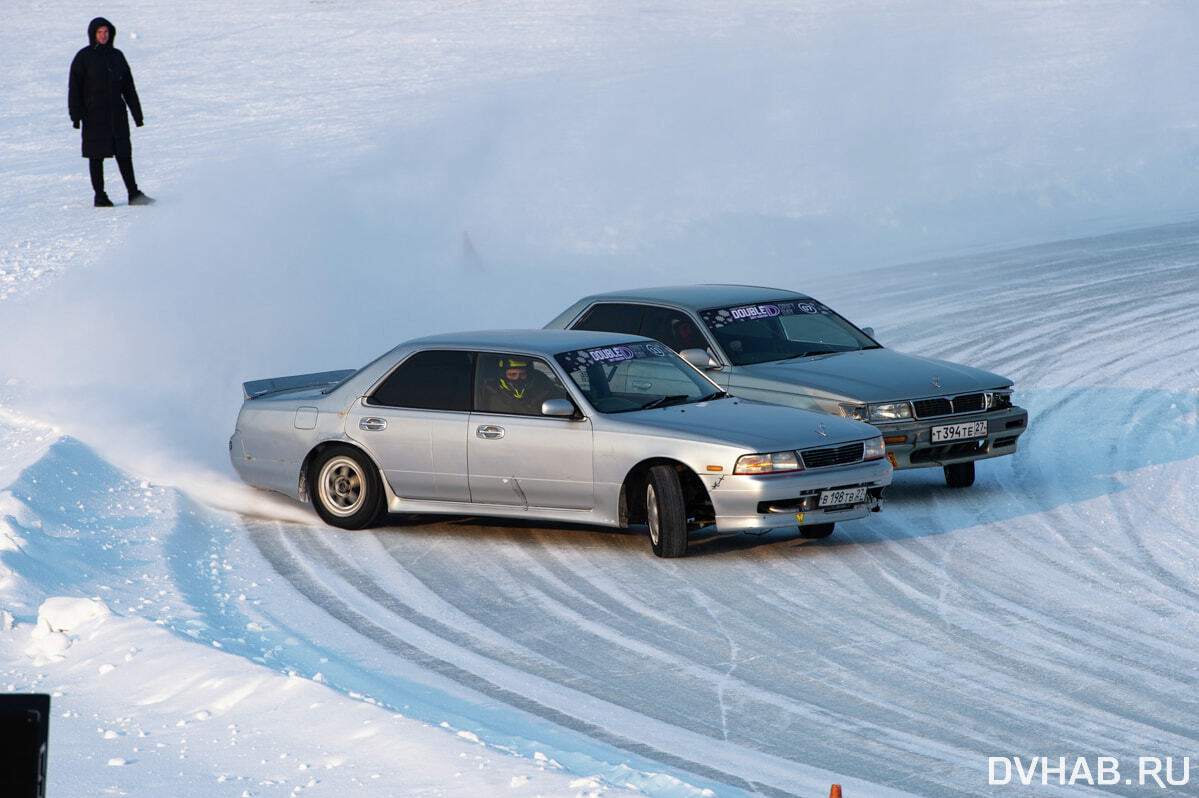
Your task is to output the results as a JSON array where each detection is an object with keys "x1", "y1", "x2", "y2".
[
  {"x1": 646, "y1": 465, "x2": 688, "y2": 558},
  {"x1": 309, "y1": 446, "x2": 385, "y2": 529},
  {"x1": 944, "y1": 461, "x2": 976, "y2": 488}
]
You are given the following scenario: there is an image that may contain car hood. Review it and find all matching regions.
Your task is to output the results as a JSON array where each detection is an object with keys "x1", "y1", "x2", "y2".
[
  {"x1": 731, "y1": 348, "x2": 1011, "y2": 403},
  {"x1": 617, "y1": 397, "x2": 879, "y2": 452}
]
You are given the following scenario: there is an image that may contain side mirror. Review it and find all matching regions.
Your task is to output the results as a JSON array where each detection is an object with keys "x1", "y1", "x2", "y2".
[
  {"x1": 679, "y1": 348, "x2": 720, "y2": 370},
  {"x1": 861, "y1": 326, "x2": 876, "y2": 340},
  {"x1": 541, "y1": 398, "x2": 578, "y2": 418}
]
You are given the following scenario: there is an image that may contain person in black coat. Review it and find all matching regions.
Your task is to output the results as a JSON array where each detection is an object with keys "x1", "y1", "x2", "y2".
[{"x1": 69, "y1": 17, "x2": 154, "y2": 207}]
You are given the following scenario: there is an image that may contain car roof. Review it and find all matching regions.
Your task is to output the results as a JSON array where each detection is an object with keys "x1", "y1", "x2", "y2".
[
  {"x1": 576, "y1": 283, "x2": 810, "y2": 311},
  {"x1": 403, "y1": 328, "x2": 657, "y2": 356}
]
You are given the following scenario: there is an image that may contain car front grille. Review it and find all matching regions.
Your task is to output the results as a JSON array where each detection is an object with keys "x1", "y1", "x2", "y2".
[
  {"x1": 800, "y1": 441, "x2": 864, "y2": 468},
  {"x1": 913, "y1": 392, "x2": 986, "y2": 418}
]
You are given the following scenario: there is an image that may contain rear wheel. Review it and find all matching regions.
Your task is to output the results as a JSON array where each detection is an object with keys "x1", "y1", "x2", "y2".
[
  {"x1": 800, "y1": 522, "x2": 835, "y2": 539},
  {"x1": 310, "y1": 446, "x2": 385, "y2": 529},
  {"x1": 944, "y1": 461, "x2": 976, "y2": 488},
  {"x1": 646, "y1": 465, "x2": 688, "y2": 558}
]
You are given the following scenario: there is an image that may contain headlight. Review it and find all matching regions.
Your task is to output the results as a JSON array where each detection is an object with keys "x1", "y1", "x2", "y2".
[
  {"x1": 986, "y1": 390, "x2": 1013, "y2": 411},
  {"x1": 734, "y1": 451, "x2": 802, "y2": 475},
  {"x1": 840, "y1": 403, "x2": 868, "y2": 422},
  {"x1": 862, "y1": 437, "x2": 886, "y2": 461},
  {"x1": 868, "y1": 401, "x2": 913, "y2": 422}
]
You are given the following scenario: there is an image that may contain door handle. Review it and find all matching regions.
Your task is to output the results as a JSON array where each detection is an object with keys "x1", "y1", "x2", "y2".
[
  {"x1": 632, "y1": 380, "x2": 652, "y2": 390},
  {"x1": 359, "y1": 417, "x2": 387, "y2": 431},
  {"x1": 476, "y1": 425, "x2": 505, "y2": 439}
]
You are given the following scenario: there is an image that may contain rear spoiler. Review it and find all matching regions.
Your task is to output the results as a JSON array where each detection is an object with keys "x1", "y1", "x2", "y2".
[{"x1": 242, "y1": 369, "x2": 357, "y2": 400}]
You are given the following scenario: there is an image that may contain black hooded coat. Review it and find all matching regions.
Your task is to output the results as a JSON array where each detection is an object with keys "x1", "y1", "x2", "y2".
[{"x1": 68, "y1": 17, "x2": 143, "y2": 159}]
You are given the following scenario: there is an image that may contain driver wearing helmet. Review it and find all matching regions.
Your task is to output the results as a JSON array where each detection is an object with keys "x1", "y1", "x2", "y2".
[
  {"x1": 669, "y1": 317, "x2": 707, "y2": 351},
  {"x1": 480, "y1": 356, "x2": 563, "y2": 415}
]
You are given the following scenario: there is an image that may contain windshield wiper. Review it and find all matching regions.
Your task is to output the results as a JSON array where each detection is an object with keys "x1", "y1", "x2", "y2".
[
  {"x1": 639, "y1": 394, "x2": 690, "y2": 410},
  {"x1": 779, "y1": 348, "x2": 850, "y2": 361},
  {"x1": 698, "y1": 390, "x2": 729, "y2": 402}
]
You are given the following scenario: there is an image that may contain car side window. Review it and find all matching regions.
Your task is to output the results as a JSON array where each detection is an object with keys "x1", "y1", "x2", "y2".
[
  {"x1": 474, "y1": 354, "x2": 569, "y2": 416},
  {"x1": 572, "y1": 303, "x2": 644, "y2": 335},
  {"x1": 641, "y1": 307, "x2": 707, "y2": 352},
  {"x1": 368, "y1": 350, "x2": 474, "y2": 411}
]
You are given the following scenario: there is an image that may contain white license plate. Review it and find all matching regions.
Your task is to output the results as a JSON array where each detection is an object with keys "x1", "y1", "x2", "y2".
[
  {"x1": 818, "y1": 486, "x2": 867, "y2": 507},
  {"x1": 930, "y1": 419, "x2": 988, "y2": 443}
]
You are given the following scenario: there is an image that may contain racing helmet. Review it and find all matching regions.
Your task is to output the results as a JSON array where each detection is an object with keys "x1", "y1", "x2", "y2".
[{"x1": 497, "y1": 357, "x2": 531, "y2": 397}]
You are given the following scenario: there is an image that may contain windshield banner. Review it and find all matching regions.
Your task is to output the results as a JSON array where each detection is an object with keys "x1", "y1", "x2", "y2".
[
  {"x1": 558, "y1": 341, "x2": 670, "y2": 370},
  {"x1": 702, "y1": 299, "x2": 830, "y2": 329}
]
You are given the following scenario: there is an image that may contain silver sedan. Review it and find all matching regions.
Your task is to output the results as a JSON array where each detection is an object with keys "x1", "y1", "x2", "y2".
[
  {"x1": 546, "y1": 285, "x2": 1029, "y2": 488},
  {"x1": 230, "y1": 329, "x2": 892, "y2": 556}
]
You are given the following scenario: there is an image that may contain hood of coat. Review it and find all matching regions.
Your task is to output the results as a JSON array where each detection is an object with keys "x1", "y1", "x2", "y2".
[{"x1": 88, "y1": 17, "x2": 116, "y2": 47}]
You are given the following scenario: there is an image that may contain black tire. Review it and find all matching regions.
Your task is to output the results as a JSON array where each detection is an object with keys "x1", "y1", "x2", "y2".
[
  {"x1": 646, "y1": 465, "x2": 688, "y2": 558},
  {"x1": 800, "y1": 522, "x2": 835, "y2": 539},
  {"x1": 944, "y1": 461, "x2": 976, "y2": 488},
  {"x1": 309, "y1": 446, "x2": 385, "y2": 529}
]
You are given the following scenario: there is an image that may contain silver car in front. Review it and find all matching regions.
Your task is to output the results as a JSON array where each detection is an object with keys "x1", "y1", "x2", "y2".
[
  {"x1": 229, "y1": 329, "x2": 892, "y2": 557},
  {"x1": 547, "y1": 285, "x2": 1029, "y2": 488}
]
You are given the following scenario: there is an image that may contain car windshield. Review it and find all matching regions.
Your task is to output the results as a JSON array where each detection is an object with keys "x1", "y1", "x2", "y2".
[
  {"x1": 555, "y1": 341, "x2": 726, "y2": 413},
  {"x1": 699, "y1": 299, "x2": 880, "y2": 366}
]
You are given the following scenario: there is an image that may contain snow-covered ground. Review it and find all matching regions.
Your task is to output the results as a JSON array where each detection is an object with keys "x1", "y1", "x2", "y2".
[{"x1": 3, "y1": 1, "x2": 1199, "y2": 796}]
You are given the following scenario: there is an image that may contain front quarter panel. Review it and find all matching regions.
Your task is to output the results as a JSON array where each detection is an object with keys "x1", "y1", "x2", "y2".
[{"x1": 587, "y1": 411, "x2": 891, "y2": 533}]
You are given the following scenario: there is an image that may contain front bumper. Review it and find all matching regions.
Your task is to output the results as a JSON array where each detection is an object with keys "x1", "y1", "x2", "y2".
[
  {"x1": 875, "y1": 406, "x2": 1029, "y2": 470},
  {"x1": 708, "y1": 458, "x2": 892, "y2": 532}
]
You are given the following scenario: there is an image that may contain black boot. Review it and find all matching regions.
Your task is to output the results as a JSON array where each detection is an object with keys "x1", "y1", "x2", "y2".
[
  {"x1": 94, "y1": 192, "x2": 114, "y2": 207},
  {"x1": 128, "y1": 190, "x2": 156, "y2": 206}
]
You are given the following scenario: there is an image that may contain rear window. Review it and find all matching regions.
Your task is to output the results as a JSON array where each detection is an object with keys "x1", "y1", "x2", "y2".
[
  {"x1": 368, "y1": 350, "x2": 474, "y2": 411},
  {"x1": 572, "y1": 303, "x2": 644, "y2": 334}
]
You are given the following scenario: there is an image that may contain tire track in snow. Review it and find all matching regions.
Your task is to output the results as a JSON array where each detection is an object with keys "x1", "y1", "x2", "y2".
[
  {"x1": 249, "y1": 521, "x2": 1023, "y2": 796},
  {"x1": 244, "y1": 521, "x2": 780, "y2": 797}
]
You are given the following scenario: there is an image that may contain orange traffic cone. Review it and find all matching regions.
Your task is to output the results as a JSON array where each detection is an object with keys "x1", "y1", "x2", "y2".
[{"x1": 829, "y1": 786, "x2": 843, "y2": 798}]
